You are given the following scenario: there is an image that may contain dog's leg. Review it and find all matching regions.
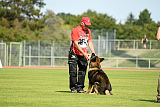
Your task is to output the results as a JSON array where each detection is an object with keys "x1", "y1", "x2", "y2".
[
  {"x1": 105, "y1": 90, "x2": 113, "y2": 95},
  {"x1": 91, "y1": 85, "x2": 95, "y2": 93},
  {"x1": 94, "y1": 88, "x2": 98, "y2": 95},
  {"x1": 86, "y1": 81, "x2": 92, "y2": 94},
  {"x1": 105, "y1": 90, "x2": 111, "y2": 95},
  {"x1": 93, "y1": 82, "x2": 99, "y2": 95}
]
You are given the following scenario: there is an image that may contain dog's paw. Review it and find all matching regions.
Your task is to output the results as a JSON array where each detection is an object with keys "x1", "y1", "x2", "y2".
[{"x1": 105, "y1": 90, "x2": 112, "y2": 95}]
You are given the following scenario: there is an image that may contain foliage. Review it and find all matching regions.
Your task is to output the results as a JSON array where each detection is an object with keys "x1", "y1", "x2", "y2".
[
  {"x1": 57, "y1": 9, "x2": 116, "y2": 31},
  {"x1": 116, "y1": 24, "x2": 143, "y2": 39},
  {"x1": 39, "y1": 10, "x2": 70, "y2": 41},
  {"x1": 136, "y1": 9, "x2": 153, "y2": 25},
  {"x1": 120, "y1": 9, "x2": 159, "y2": 40},
  {"x1": 0, "y1": 0, "x2": 46, "y2": 42},
  {"x1": 116, "y1": 22, "x2": 158, "y2": 40},
  {"x1": 0, "y1": 3, "x2": 160, "y2": 42},
  {"x1": 0, "y1": 0, "x2": 45, "y2": 20},
  {"x1": 125, "y1": 12, "x2": 135, "y2": 25}
]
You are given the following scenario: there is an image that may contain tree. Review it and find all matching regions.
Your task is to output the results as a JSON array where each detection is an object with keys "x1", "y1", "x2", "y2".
[
  {"x1": 0, "y1": 0, "x2": 46, "y2": 21},
  {"x1": 90, "y1": 13, "x2": 116, "y2": 30},
  {"x1": 0, "y1": 0, "x2": 46, "y2": 41},
  {"x1": 57, "y1": 9, "x2": 116, "y2": 31},
  {"x1": 57, "y1": 12, "x2": 74, "y2": 25},
  {"x1": 116, "y1": 24, "x2": 144, "y2": 39},
  {"x1": 136, "y1": 9, "x2": 152, "y2": 25},
  {"x1": 125, "y1": 12, "x2": 135, "y2": 25},
  {"x1": 39, "y1": 10, "x2": 70, "y2": 41},
  {"x1": 22, "y1": 0, "x2": 46, "y2": 20}
]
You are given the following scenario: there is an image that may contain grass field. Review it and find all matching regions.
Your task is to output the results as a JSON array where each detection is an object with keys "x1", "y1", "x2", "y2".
[{"x1": 0, "y1": 68, "x2": 160, "y2": 107}]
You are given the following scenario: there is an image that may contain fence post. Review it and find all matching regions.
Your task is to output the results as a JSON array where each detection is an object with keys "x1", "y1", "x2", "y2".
[
  {"x1": 109, "y1": 42, "x2": 112, "y2": 57},
  {"x1": 6, "y1": 45, "x2": 8, "y2": 66},
  {"x1": 0, "y1": 41, "x2": 3, "y2": 65},
  {"x1": 29, "y1": 45, "x2": 31, "y2": 66},
  {"x1": 19, "y1": 42, "x2": 22, "y2": 67},
  {"x1": 136, "y1": 42, "x2": 138, "y2": 68},
  {"x1": 114, "y1": 30, "x2": 116, "y2": 50},
  {"x1": 149, "y1": 59, "x2": 151, "y2": 69},
  {"x1": 118, "y1": 40, "x2": 120, "y2": 50},
  {"x1": 4, "y1": 42, "x2": 7, "y2": 66},
  {"x1": 23, "y1": 40, "x2": 26, "y2": 67},
  {"x1": 52, "y1": 41, "x2": 55, "y2": 67},
  {"x1": 51, "y1": 46, "x2": 53, "y2": 67},
  {"x1": 38, "y1": 40, "x2": 40, "y2": 66},
  {"x1": 0, "y1": 59, "x2": 2, "y2": 68},
  {"x1": 133, "y1": 40, "x2": 135, "y2": 49},
  {"x1": 9, "y1": 43, "x2": 12, "y2": 66},
  {"x1": 150, "y1": 40, "x2": 152, "y2": 50}
]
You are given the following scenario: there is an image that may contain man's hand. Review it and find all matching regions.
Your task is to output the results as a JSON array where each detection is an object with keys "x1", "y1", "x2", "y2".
[{"x1": 83, "y1": 53, "x2": 89, "y2": 60}]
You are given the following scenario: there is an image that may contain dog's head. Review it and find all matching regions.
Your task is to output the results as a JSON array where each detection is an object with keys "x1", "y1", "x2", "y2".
[{"x1": 89, "y1": 53, "x2": 104, "y2": 69}]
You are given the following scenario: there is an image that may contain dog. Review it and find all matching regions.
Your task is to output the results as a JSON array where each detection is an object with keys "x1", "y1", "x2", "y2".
[{"x1": 86, "y1": 53, "x2": 112, "y2": 95}]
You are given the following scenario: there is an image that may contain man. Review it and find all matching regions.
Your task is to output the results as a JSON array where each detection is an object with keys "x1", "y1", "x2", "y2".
[
  {"x1": 68, "y1": 17, "x2": 95, "y2": 93},
  {"x1": 157, "y1": 75, "x2": 160, "y2": 103},
  {"x1": 141, "y1": 34, "x2": 148, "y2": 49},
  {"x1": 157, "y1": 22, "x2": 160, "y2": 103},
  {"x1": 157, "y1": 23, "x2": 160, "y2": 40}
]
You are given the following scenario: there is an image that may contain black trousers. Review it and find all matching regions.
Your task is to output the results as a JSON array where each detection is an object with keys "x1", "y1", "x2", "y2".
[
  {"x1": 157, "y1": 75, "x2": 160, "y2": 101},
  {"x1": 68, "y1": 53, "x2": 88, "y2": 90}
]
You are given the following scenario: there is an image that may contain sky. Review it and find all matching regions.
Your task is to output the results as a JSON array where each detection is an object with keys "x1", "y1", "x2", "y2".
[{"x1": 42, "y1": 0, "x2": 160, "y2": 24}]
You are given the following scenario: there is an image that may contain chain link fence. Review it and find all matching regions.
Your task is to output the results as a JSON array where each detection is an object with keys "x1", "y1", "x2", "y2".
[{"x1": 0, "y1": 30, "x2": 160, "y2": 69}]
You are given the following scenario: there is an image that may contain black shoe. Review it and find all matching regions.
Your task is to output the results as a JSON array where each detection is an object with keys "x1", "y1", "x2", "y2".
[
  {"x1": 157, "y1": 98, "x2": 160, "y2": 103},
  {"x1": 157, "y1": 96, "x2": 160, "y2": 103}
]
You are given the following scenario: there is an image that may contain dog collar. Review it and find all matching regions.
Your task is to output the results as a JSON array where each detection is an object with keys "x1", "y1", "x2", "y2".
[{"x1": 89, "y1": 68, "x2": 101, "y2": 71}]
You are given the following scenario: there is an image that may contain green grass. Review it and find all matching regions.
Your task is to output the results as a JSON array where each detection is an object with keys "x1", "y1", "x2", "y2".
[{"x1": 0, "y1": 68, "x2": 160, "y2": 107}]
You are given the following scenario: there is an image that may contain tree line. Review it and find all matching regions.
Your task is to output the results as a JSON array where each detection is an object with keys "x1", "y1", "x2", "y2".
[{"x1": 0, "y1": 0, "x2": 159, "y2": 42}]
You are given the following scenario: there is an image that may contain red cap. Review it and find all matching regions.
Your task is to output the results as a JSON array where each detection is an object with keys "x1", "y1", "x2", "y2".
[{"x1": 81, "y1": 17, "x2": 91, "y2": 26}]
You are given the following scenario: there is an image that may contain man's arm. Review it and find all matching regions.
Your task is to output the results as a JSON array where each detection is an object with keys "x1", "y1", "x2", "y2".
[
  {"x1": 88, "y1": 40, "x2": 95, "y2": 54},
  {"x1": 146, "y1": 38, "x2": 149, "y2": 42},
  {"x1": 141, "y1": 38, "x2": 143, "y2": 43},
  {"x1": 157, "y1": 27, "x2": 160, "y2": 40}
]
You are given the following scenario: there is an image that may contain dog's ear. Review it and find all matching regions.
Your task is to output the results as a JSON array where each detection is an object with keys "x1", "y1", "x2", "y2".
[
  {"x1": 91, "y1": 53, "x2": 95, "y2": 57},
  {"x1": 90, "y1": 56, "x2": 96, "y2": 62},
  {"x1": 100, "y1": 58, "x2": 104, "y2": 63}
]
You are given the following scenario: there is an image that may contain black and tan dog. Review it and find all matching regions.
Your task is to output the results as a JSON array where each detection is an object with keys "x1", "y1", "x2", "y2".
[{"x1": 86, "y1": 53, "x2": 112, "y2": 95}]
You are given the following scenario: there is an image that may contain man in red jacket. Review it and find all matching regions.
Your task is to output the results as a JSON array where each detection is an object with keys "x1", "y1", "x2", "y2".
[
  {"x1": 157, "y1": 23, "x2": 160, "y2": 103},
  {"x1": 68, "y1": 17, "x2": 95, "y2": 93},
  {"x1": 157, "y1": 23, "x2": 160, "y2": 40}
]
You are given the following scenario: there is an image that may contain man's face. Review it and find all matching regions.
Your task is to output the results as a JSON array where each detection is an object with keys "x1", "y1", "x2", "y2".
[{"x1": 81, "y1": 22, "x2": 88, "y2": 30}]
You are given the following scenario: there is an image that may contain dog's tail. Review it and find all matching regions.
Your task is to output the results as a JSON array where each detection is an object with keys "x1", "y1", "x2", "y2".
[
  {"x1": 93, "y1": 82, "x2": 100, "y2": 94},
  {"x1": 95, "y1": 82, "x2": 100, "y2": 86}
]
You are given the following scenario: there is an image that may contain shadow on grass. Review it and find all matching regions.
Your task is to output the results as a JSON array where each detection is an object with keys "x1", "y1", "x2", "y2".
[
  {"x1": 56, "y1": 91, "x2": 71, "y2": 93},
  {"x1": 135, "y1": 99, "x2": 157, "y2": 103}
]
